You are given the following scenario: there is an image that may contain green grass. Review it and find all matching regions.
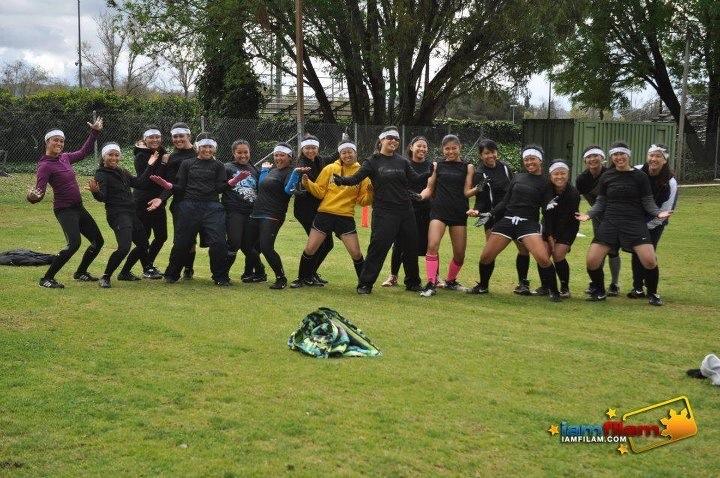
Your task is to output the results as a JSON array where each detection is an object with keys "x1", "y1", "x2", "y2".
[{"x1": 1, "y1": 173, "x2": 719, "y2": 476}]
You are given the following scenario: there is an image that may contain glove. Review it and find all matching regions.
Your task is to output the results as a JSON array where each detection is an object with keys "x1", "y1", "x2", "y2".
[
  {"x1": 474, "y1": 212, "x2": 492, "y2": 227},
  {"x1": 408, "y1": 191, "x2": 423, "y2": 202},
  {"x1": 474, "y1": 177, "x2": 488, "y2": 194},
  {"x1": 227, "y1": 170, "x2": 251, "y2": 187},
  {"x1": 150, "y1": 175, "x2": 173, "y2": 190},
  {"x1": 546, "y1": 196, "x2": 559, "y2": 210}
]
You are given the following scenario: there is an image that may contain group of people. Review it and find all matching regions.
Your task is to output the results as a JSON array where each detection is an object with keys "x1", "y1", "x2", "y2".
[{"x1": 27, "y1": 119, "x2": 676, "y2": 306}]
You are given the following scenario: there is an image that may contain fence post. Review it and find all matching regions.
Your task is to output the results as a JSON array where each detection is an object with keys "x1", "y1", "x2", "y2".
[
  {"x1": 200, "y1": 115, "x2": 206, "y2": 133},
  {"x1": 92, "y1": 110, "x2": 98, "y2": 165},
  {"x1": 401, "y1": 125, "x2": 406, "y2": 151},
  {"x1": 715, "y1": 119, "x2": 719, "y2": 180},
  {"x1": 353, "y1": 123, "x2": 358, "y2": 143}
]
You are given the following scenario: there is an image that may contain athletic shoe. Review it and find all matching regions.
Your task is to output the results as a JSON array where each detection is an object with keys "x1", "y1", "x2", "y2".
[
  {"x1": 39, "y1": 278, "x2": 64, "y2": 289},
  {"x1": 405, "y1": 283, "x2": 423, "y2": 292},
  {"x1": 533, "y1": 286, "x2": 549, "y2": 296},
  {"x1": 560, "y1": 287, "x2": 571, "y2": 299},
  {"x1": 240, "y1": 272, "x2": 254, "y2": 283},
  {"x1": 250, "y1": 273, "x2": 267, "y2": 283},
  {"x1": 648, "y1": 293, "x2": 663, "y2": 306},
  {"x1": 356, "y1": 284, "x2": 372, "y2": 295},
  {"x1": 73, "y1": 272, "x2": 98, "y2": 282},
  {"x1": 419, "y1": 282, "x2": 437, "y2": 297},
  {"x1": 548, "y1": 290, "x2": 562, "y2": 302},
  {"x1": 290, "y1": 278, "x2": 305, "y2": 289},
  {"x1": 626, "y1": 288, "x2": 646, "y2": 299},
  {"x1": 513, "y1": 280, "x2": 531, "y2": 296},
  {"x1": 313, "y1": 273, "x2": 328, "y2": 285},
  {"x1": 436, "y1": 278, "x2": 447, "y2": 288},
  {"x1": 467, "y1": 283, "x2": 489, "y2": 295},
  {"x1": 117, "y1": 272, "x2": 141, "y2": 281},
  {"x1": 443, "y1": 280, "x2": 467, "y2": 292},
  {"x1": 269, "y1": 277, "x2": 287, "y2": 290},
  {"x1": 214, "y1": 279, "x2": 231, "y2": 287},
  {"x1": 183, "y1": 268, "x2": 194, "y2": 280},
  {"x1": 381, "y1": 275, "x2": 398, "y2": 287},
  {"x1": 607, "y1": 283, "x2": 619, "y2": 297},
  {"x1": 99, "y1": 276, "x2": 111, "y2": 288},
  {"x1": 142, "y1": 267, "x2": 163, "y2": 279},
  {"x1": 584, "y1": 282, "x2": 595, "y2": 295},
  {"x1": 164, "y1": 276, "x2": 179, "y2": 284},
  {"x1": 586, "y1": 290, "x2": 607, "y2": 301},
  {"x1": 306, "y1": 276, "x2": 325, "y2": 287}
]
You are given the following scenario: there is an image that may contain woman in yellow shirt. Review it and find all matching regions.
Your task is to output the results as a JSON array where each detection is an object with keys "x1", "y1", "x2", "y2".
[{"x1": 291, "y1": 140, "x2": 373, "y2": 288}]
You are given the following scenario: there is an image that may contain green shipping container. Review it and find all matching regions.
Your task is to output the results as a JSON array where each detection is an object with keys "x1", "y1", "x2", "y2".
[{"x1": 522, "y1": 119, "x2": 676, "y2": 179}]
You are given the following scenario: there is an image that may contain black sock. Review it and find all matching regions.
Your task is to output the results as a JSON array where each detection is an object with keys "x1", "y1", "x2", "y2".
[
  {"x1": 184, "y1": 249, "x2": 196, "y2": 271},
  {"x1": 516, "y1": 254, "x2": 529, "y2": 283},
  {"x1": 479, "y1": 261, "x2": 495, "y2": 289},
  {"x1": 631, "y1": 253, "x2": 644, "y2": 290},
  {"x1": 539, "y1": 264, "x2": 559, "y2": 293},
  {"x1": 587, "y1": 267, "x2": 605, "y2": 292},
  {"x1": 298, "y1": 252, "x2": 315, "y2": 280},
  {"x1": 353, "y1": 256, "x2": 364, "y2": 279},
  {"x1": 645, "y1": 266, "x2": 659, "y2": 294},
  {"x1": 555, "y1": 259, "x2": 570, "y2": 289}
]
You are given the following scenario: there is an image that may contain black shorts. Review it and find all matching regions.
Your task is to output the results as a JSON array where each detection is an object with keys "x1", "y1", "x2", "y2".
[
  {"x1": 592, "y1": 219, "x2": 651, "y2": 252},
  {"x1": 429, "y1": 214, "x2": 467, "y2": 227},
  {"x1": 491, "y1": 217, "x2": 542, "y2": 241},
  {"x1": 312, "y1": 212, "x2": 356, "y2": 238},
  {"x1": 548, "y1": 231, "x2": 577, "y2": 247}
]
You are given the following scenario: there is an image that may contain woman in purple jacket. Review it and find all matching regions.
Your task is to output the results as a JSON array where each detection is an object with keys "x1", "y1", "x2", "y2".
[{"x1": 27, "y1": 118, "x2": 105, "y2": 288}]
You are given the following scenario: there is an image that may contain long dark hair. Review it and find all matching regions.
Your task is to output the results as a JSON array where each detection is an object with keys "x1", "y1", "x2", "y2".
[{"x1": 642, "y1": 143, "x2": 674, "y2": 191}]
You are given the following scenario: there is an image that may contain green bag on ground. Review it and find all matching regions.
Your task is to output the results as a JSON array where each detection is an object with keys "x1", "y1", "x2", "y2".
[{"x1": 288, "y1": 307, "x2": 381, "y2": 358}]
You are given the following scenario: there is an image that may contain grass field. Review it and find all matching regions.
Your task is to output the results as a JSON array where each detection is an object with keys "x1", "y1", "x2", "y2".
[{"x1": 1, "y1": 173, "x2": 719, "y2": 477}]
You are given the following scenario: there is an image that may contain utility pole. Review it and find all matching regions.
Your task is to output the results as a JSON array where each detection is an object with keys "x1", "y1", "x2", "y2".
[
  {"x1": 77, "y1": 0, "x2": 83, "y2": 87},
  {"x1": 676, "y1": 30, "x2": 690, "y2": 178},
  {"x1": 295, "y1": 0, "x2": 304, "y2": 151},
  {"x1": 547, "y1": 76, "x2": 552, "y2": 119}
]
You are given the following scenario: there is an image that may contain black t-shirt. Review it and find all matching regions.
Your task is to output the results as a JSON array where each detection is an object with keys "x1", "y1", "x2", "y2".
[
  {"x1": 160, "y1": 147, "x2": 196, "y2": 203},
  {"x1": 175, "y1": 158, "x2": 227, "y2": 202},
  {"x1": 222, "y1": 162, "x2": 259, "y2": 214},
  {"x1": 543, "y1": 184, "x2": 581, "y2": 238},
  {"x1": 431, "y1": 160, "x2": 469, "y2": 221},
  {"x1": 596, "y1": 168, "x2": 653, "y2": 224},
  {"x1": 473, "y1": 160, "x2": 513, "y2": 212},
  {"x1": 251, "y1": 166, "x2": 292, "y2": 220},
  {"x1": 492, "y1": 172, "x2": 553, "y2": 222},
  {"x1": 94, "y1": 166, "x2": 149, "y2": 212},
  {"x1": 408, "y1": 159, "x2": 433, "y2": 211},
  {"x1": 575, "y1": 166, "x2": 607, "y2": 206},
  {"x1": 336, "y1": 152, "x2": 429, "y2": 212}
]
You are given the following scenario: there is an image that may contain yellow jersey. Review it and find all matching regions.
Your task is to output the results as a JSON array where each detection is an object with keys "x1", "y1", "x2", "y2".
[{"x1": 303, "y1": 159, "x2": 373, "y2": 217}]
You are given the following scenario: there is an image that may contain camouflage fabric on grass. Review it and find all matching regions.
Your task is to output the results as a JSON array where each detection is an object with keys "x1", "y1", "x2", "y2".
[{"x1": 288, "y1": 307, "x2": 381, "y2": 358}]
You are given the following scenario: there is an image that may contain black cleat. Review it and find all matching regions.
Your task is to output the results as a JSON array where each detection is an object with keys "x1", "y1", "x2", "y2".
[
  {"x1": 39, "y1": 278, "x2": 64, "y2": 289},
  {"x1": 269, "y1": 277, "x2": 287, "y2": 290},
  {"x1": 142, "y1": 267, "x2": 163, "y2": 279},
  {"x1": 183, "y1": 268, "x2": 194, "y2": 280},
  {"x1": 240, "y1": 272, "x2": 255, "y2": 283},
  {"x1": 117, "y1": 272, "x2": 141, "y2": 281},
  {"x1": 313, "y1": 273, "x2": 328, "y2": 284},
  {"x1": 626, "y1": 288, "x2": 646, "y2": 299},
  {"x1": 214, "y1": 279, "x2": 231, "y2": 287},
  {"x1": 467, "y1": 283, "x2": 489, "y2": 295},
  {"x1": 164, "y1": 276, "x2": 179, "y2": 284},
  {"x1": 356, "y1": 284, "x2": 372, "y2": 295},
  {"x1": 419, "y1": 282, "x2": 437, "y2": 297},
  {"x1": 250, "y1": 273, "x2": 267, "y2": 283},
  {"x1": 99, "y1": 275, "x2": 111, "y2": 288},
  {"x1": 74, "y1": 272, "x2": 98, "y2": 282},
  {"x1": 607, "y1": 283, "x2": 619, "y2": 297},
  {"x1": 533, "y1": 286, "x2": 549, "y2": 296},
  {"x1": 513, "y1": 280, "x2": 531, "y2": 296},
  {"x1": 559, "y1": 287, "x2": 571, "y2": 299},
  {"x1": 586, "y1": 289, "x2": 607, "y2": 301},
  {"x1": 648, "y1": 293, "x2": 663, "y2": 306},
  {"x1": 443, "y1": 280, "x2": 467, "y2": 292},
  {"x1": 548, "y1": 290, "x2": 562, "y2": 302},
  {"x1": 405, "y1": 283, "x2": 423, "y2": 292}
]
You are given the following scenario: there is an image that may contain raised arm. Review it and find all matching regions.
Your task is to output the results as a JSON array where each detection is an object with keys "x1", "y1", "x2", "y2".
[
  {"x1": 333, "y1": 159, "x2": 372, "y2": 186},
  {"x1": 303, "y1": 165, "x2": 332, "y2": 200},
  {"x1": 67, "y1": 118, "x2": 102, "y2": 164}
]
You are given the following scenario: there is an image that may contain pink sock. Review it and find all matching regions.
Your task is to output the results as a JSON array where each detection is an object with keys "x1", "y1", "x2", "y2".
[
  {"x1": 447, "y1": 259, "x2": 463, "y2": 282},
  {"x1": 425, "y1": 254, "x2": 439, "y2": 284}
]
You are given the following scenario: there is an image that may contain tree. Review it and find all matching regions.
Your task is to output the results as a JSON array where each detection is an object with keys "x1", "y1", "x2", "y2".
[
  {"x1": 161, "y1": 45, "x2": 201, "y2": 98},
  {"x1": 113, "y1": 0, "x2": 572, "y2": 124},
  {"x1": 0, "y1": 60, "x2": 53, "y2": 97},
  {"x1": 553, "y1": 0, "x2": 720, "y2": 171}
]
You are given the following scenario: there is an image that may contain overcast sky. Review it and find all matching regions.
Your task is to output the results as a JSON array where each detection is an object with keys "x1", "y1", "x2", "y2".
[{"x1": 0, "y1": 1, "x2": 657, "y2": 111}]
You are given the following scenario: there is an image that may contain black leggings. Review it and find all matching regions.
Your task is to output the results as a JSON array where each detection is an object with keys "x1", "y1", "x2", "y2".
[
  {"x1": 248, "y1": 217, "x2": 284, "y2": 278},
  {"x1": 45, "y1": 204, "x2": 104, "y2": 279},
  {"x1": 137, "y1": 206, "x2": 167, "y2": 269},
  {"x1": 104, "y1": 211, "x2": 149, "y2": 277},
  {"x1": 226, "y1": 211, "x2": 263, "y2": 274},
  {"x1": 294, "y1": 206, "x2": 333, "y2": 275},
  {"x1": 390, "y1": 206, "x2": 430, "y2": 275},
  {"x1": 361, "y1": 208, "x2": 421, "y2": 288}
]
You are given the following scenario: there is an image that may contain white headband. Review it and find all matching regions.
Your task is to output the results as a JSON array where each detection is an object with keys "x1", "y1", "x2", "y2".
[
  {"x1": 583, "y1": 148, "x2": 605, "y2": 159},
  {"x1": 378, "y1": 130, "x2": 400, "y2": 140},
  {"x1": 647, "y1": 144, "x2": 669, "y2": 159},
  {"x1": 609, "y1": 147, "x2": 631, "y2": 156},
  {"x1": 170, "y1": 127, "x2": 191, "y2": 136},
  {"x1": 301, "y1": 139, "x2": 320, "y2": 149},
  {"x1": 143, "y1": 129, "x2": 162, "y2": 138},
  {"x1": 337, "y1": 142, "x2": 357, "y2": 153},
  {"x1": 101, "y1": 143, "x2": 121, "y2": 156},
  {"x1": 196, "y1": 138, "x2": 217, "y2": 148},
  {"x1": 522, "y1": 148, "x2": 543, "y2": 161},
  {"x1": 44, "y1": 130, "x2": 65, "y2": 142},
  {"x1": 549, "y1": 162, "x2": 569, "y2": 173},
  {"x1": 273, "y1": 145, "x2": 293, "y2": 156}
]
